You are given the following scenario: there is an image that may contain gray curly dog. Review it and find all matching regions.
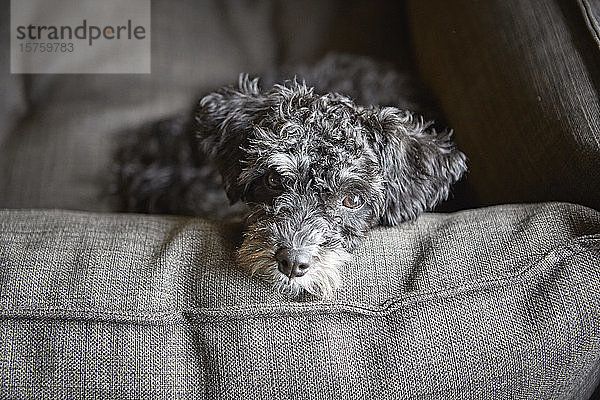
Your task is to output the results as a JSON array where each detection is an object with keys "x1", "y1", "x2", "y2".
[{"x1": 115, "y1": 54, "x2": 467, "y2": 299}]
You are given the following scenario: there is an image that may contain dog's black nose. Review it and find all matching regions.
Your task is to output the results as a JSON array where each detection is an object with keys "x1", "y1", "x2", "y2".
[{"x1": 276, "y1": 248, "x2": 312, "y2": 278}]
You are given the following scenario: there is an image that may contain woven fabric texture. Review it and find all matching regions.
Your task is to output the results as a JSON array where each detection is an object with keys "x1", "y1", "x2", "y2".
[
  {"x1": 408, "y1": 0, "x2": 600, "y2": 210},
  {"x1": 1, "y1": 202, "x2": 599, "y2": 399}
]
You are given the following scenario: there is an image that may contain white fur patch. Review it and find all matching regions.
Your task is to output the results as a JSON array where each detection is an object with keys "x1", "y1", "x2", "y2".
[{"x1": 238, "y1": 237, "x2": 350, "y2": 300}]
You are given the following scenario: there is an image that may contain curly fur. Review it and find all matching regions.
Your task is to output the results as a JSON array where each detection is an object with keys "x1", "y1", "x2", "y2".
[{"x1": 114, "y1": 54, "x2": 467, "y2": 299}]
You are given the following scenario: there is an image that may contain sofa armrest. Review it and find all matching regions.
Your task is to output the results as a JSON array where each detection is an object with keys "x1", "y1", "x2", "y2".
[{"x1": 408, "y1": 0, "x2": 600, "y2": 211}]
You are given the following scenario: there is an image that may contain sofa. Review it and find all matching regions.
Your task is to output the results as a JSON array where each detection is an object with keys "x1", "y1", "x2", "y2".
[{"x1": 1, "y1": 1, "x2": 599, "y2": 398}]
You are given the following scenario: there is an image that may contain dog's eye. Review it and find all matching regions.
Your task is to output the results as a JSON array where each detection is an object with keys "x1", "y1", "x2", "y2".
[
  {"x1": 265, "y1": 170, "x2": 283, "y2": 190},
  {"x1": 342, "y1": 194, "x2": 364, "y2": 209}
]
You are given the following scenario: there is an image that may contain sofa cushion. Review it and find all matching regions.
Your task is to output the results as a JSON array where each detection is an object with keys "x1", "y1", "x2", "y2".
[
  {"x1": 407, "y1": 0, "x2": 600, "y2": 211},
  {"x1": 1, "y1": 202, "x2": 599, "y2": 398}
]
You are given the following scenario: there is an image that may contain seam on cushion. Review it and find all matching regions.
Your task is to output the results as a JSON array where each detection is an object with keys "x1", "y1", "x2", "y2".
[
  {"x1": 379, "y1": 234, "x2": 600, "y2": 311},
  {"x1": 0, "y1": 235, "x2": 599, "y2": 323},
  {"x1": 579, "y1": 0, "x2": 600, "y2": 49},
  {"x1": 0, "y1": 310, "x2": 184, "y2": 326}
]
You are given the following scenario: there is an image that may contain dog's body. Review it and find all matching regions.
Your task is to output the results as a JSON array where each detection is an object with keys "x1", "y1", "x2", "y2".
[{"x1": 115, "y1": 54, "x2": 467, "y2": 299}]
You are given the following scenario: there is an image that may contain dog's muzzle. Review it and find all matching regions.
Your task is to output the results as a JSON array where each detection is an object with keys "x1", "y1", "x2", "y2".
[{"x1": 275, "y1": 248, "x2": 312, "y2": 278}]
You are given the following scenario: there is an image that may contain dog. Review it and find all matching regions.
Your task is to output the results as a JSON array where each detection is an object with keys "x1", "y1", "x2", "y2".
[{"x1": 115, "y1": 54, "x2": 467, "y2": 299}]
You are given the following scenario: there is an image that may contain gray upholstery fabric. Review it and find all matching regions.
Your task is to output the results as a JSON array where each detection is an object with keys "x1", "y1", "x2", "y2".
[
  {"x1": 407, "y1": 0, "x2": 600, "y2": 211},
  {"x1": 1, "y1": 202, "x2": 599, "y2": 398}
]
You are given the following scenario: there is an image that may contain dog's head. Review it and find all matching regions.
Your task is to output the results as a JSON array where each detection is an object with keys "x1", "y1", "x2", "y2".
[{"x1": 195, "y1": 75, "x2": 467, "y2": 299}]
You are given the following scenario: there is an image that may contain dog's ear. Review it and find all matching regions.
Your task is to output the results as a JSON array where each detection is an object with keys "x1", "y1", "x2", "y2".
[
  {"x1": 365, "y1": 107, "x2": 467, "y2": 225},
  {"x1": 194, "y1": 74, "x2": 270, "y2": 203}
]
